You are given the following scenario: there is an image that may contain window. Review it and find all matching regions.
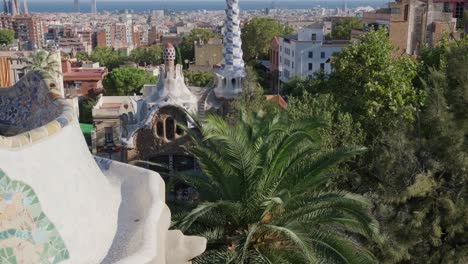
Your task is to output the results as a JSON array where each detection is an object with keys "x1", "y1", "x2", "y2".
[
  {"x1": 443, "y1": 3, "x2": 450, "y2": 13},
  {"x1": 292, "y1": 51, "x2": 294, "y2": 56},
  {"x1": 308, "y1": 75, "x2": 313, "y2": 79},
  {"x1": 404, "y1": 5, "x2": 409, "y2": 21},
  {"x1": 308, "y1": 63, "x2": 313, "y2": 71},
  {"x1": 156, "y1": 121, "x2": 164, "y2": 137},
  {"x1": 292, "y1": 62, "x2": 294, "y2": 69},
  {"x1": 308, "y1": 51, "x2": 313, "y2": 58},
  {"x1": 311, "y1": 33, "x2": 317, "y2": 41},
  {"x1": 105, "y1": 127, "x2": 113, "y2": 144},
  {"x1": 320, "y1": 63, "x2": 325, "y2": 71},
  {"x1": 321, "y1": 52, "x2": 325, "y2": 58},
  {"x1": 391, "y1": 8, "x2": 400, "y2": 14},
  {"x1": 165, "y1": 118, "x2": 175, "y2": 140},
  {"x1": 283, "y1": 69, "x2": 290, "y2": 78}
]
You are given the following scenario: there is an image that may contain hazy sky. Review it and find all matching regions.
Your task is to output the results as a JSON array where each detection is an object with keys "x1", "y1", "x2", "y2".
[{"x1": 40, "y1": 0, "x2": 382, "y2": 2}]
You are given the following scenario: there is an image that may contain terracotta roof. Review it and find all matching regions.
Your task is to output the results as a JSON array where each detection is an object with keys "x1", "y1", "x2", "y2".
[
  {"x1": 265, "y1": 95, "x2": 287, "y2": 109},
  {"x1": 63, "y1": 69, "x2": 107, "y2": 81}
]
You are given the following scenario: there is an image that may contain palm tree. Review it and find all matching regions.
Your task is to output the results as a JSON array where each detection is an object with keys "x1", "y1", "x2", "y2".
[
  {"x1": 23, "y1": 50, "x2": 61, "y2": 76},
  {"x1": 172, "y1": 110, "x2": 381, "y2": 264}
]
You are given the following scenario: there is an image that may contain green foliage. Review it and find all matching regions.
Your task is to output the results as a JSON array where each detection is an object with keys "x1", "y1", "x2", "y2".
[
  {"x1": 0, "y1": 29, "x2": 15, "y2": 46},
  {"x1": 229, "y1": 65, "x2": 280, "y2": 119},
  {"x1": 287, "y1": 93, "x2": 365, "y2": 151},
  {"x1": 102, "y1": 67, "x2": 156, "y2": 95},
  {"x1": 282, "y1": 72, "x2": 328, "y2": 97},
  {"x1": 79, "y1": 99, "x2": 96, "y2": 124},
  {"x1": 282, "y1": 30, "x2": 468, "y2": 264},
  {"x1": 129, "y1": 45, "x2": 163, "y2": 66},
  {"x1": 327, "y1": 29, "x2": 423, "y2": 135},
  {"x1": 176, "y1": 45, "x2": 183, "y2": 66},
  {"x1": 89, "y1": 47, "x2": 127, "y2": 71},
  {"x1": 327, "y1": 17, "x2": 363, "y2": 40},
  {"x1": 184, "y1": 71, "x2": 214, "y2": 87},
  {"x1": 173, "y1": 110, "x2": 381, "y2": 264},
  {"x1": 23, "y1": 50, "x2": 60, "y2": 76},
  {"x1": 75, "y1": 52, "x2": 90, "y2": 61},
  {"x1": 179, "y1": 28, "x2": 218, "y2": 62},
  {"x1": 241, "y1": 17, "x2": 294, "y2": 61}
]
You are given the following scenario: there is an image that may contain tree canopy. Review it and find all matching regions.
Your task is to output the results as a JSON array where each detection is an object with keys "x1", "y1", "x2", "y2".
[
  {"x1": 241, "y1": 17, "x2": 294, "y2": 61},
  {"x1": 23, "y1": 50, "x2": 60, "y2": 76},
  {"x1": 327, "y1": 29, "x2": 422, "y2": 134},
  {"x1": 283, "y1": 29, "x2": 468, "y2": 264},
  {"x1": 327, "y1": 17, "x2": 363, "y2": 40},
  {"x1": 184, "y1": 71, "x2": 214, "y2": 87},
  {"x1": 103, "y1": 67, "x2": 156, "y2": 96},
  {"x1": 178, "y1": 28, "x2": 218, "y2": 62},
  {"x1": 0, "y1": 29, "x2": 15, "y2": 46},
  {"x1": 173, "y1": 109, "x2": 381, "y2": 263},
  {"x1": 129, "y1": 45, "x2": 163, "y2": 66},
  {"x1": 89, "y1": 47, "x2": 127, "y2": 71}
]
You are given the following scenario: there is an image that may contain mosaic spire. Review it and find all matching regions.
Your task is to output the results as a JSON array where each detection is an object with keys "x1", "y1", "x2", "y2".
[
  {"x1": 220, "y1": 0, "x2": 245, "y2": 77},
  {"x1": 214, "y1": 0, "x2": 245, "y2": 99}
]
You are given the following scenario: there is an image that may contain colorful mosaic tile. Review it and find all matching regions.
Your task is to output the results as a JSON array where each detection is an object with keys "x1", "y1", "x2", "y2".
[
  {"x1": 0, "y1": 169, "x2": 69, "y2": 263},
  {"x1": 0, "y1": 71, "x2": 76, "y2": 148}
]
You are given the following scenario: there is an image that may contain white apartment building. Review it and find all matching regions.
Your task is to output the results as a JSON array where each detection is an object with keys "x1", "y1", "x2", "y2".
[{"x1": 278, "y1": 24, "x2": 349, "y2": 83}]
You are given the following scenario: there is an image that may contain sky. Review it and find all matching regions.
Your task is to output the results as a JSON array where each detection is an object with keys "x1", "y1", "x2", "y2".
[{"x1": 39, "y1": 0, "x2": 383, "y2": 2}]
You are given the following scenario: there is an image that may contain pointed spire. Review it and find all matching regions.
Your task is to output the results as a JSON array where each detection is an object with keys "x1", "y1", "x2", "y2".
[
  {"x1": 3, "y1": 0, "x2": 8, "y2": 14},
  {"x1": 214, "y1": 0, "x2": 245, "y2": 99},
  {"x1": 10, "y1": 0, "x2": 16, "y2": 15},
  {"x1": 220, "y1": 0, "x2": 245, "y2": 76},
  {"x1": 23, "y1": 0, "x2": 28, "y2": 15}
]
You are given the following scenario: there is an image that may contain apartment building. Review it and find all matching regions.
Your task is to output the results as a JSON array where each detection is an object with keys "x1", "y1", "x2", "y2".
[{"x1": 278, "y1": 24, "x2": 348, "y2": 83}]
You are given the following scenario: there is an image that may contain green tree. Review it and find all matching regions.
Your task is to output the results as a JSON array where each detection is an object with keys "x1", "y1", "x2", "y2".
[
  {"x1": 103, "y1": 67, "x2": 156, "y2": 95},
  {"x1": 179, "y1": 28, "x2": 218, "y2": 62},
  {"x1": 328, "y1": 17, "x2": 363, "y2": 40},
  {"x1": 79, "y1": 98, "x2": 96, "y2": 124},
  {"x1": 373, "y1": 39, "x2": 468, "y2": 264},
  {"x1": 283, "y1": 72, "x2": 328, "y2": 97},
  {"x1": 242, "y1": 17, "x2": 294, "y2": 61},
  {"x1": 327, "y1": 29, "x2": 422, "y2": 135},
  {"x1": 184, "y1": 71, "x2": 214, "y2": 87},
  {"x1": 129, "y1": 45, "x2": 163, "y2": 66},
  {"x1": 173, "y1": 110, "x2": 381, "y2": 263},
  {"x1": 75, "y1": 52, "x2": 90, "y2": 62},
  {"x1": 0, "y1": 29, "x2": 15, "y2": 46},
  {"x1": 23, "y1": 50, "x2": 60, "y2": 76},
  {"x1": 90, "y1": 47, "x2": 127, "y2": 71}
]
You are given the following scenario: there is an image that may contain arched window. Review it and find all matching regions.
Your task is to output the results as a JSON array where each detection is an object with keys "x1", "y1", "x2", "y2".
[
  {"x1": 176, "y1": 123, "x2": 184, "y2": 136},
  {"x1": 156, "y1": 121, "x2": 164, "y2": 137},
  {"x1": 128, "y1": 112, "x2": 135, "y2": 124},
  {"x1": 165, "y1": 118, "x2": 175, "y2": 140},
  {"x1": 231, "y1": 78, "x2": 236, "y2": 87}
]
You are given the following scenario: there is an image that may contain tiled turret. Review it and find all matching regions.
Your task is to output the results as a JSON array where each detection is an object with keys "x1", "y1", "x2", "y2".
[{"x1": 214, "y1": 0, "x2": 246, "y2": 99}]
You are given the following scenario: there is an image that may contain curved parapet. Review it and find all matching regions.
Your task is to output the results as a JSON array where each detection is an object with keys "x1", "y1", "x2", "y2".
[
  {"x1": 0, "y1": 72, "x2": 206, "y2": 263},
  {"x1": 0, "y1": 71, "x2": 74, "y2": 148}
]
